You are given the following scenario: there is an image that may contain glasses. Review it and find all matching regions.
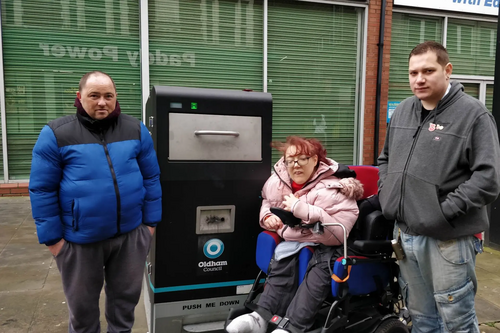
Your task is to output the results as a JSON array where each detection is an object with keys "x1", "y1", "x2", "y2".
[{"x1": 284, "y1": 156, "x2": 311, "y2": 168}]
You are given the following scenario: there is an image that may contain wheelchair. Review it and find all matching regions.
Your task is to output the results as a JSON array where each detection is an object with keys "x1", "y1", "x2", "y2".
[{"x1": 225, "y1": 166, "x2": 410, "y2": 333}]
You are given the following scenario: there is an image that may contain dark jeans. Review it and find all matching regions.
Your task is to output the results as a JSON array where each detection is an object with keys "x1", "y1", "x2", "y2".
[{"x1": 257, "y1": 245, "x2": 336, "y2": 331}]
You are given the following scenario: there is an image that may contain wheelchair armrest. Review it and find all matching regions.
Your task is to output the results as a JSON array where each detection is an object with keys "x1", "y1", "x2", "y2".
[{"x1": 351, "y1": 240, "x2": 393, "y2": 255}]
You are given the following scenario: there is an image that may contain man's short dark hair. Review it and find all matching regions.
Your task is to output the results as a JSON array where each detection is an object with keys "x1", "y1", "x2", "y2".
[
  {"x1": 79, "y1": 71, "x2": 116, "y2": 91},
  {"x1": 409, "y1": 41, "x2": 450, "y2": 67}
]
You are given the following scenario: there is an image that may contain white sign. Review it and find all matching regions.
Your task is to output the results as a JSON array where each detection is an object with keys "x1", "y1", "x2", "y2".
[
  {"x1": 394, "y1": 0, "x2": 499, "y2": 16},
  {"x1": 154, "y1": 296, "x2": 247, "y2": 317},
  {"x1": 39, "y1": 43, "x2": 196, "y2": 68}
]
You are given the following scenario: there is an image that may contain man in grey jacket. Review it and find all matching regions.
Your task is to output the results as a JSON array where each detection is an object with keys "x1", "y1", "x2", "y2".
[{"x1": 378, "y1": 41, "x2": 500, "y2": 332}]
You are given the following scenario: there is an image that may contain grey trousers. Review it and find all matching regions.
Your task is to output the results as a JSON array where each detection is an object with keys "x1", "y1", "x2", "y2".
[
  {"x1": 54, "y1": 224, "x2": 153, "y2": 333},
  {"x1": 257, "y1": 246, "x2": 336, "y2": 332}
]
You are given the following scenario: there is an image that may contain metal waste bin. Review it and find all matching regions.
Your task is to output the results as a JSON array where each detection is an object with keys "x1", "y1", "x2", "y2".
[{"x1": 144, "y1": 86, "x2": 272, "y2": 332}]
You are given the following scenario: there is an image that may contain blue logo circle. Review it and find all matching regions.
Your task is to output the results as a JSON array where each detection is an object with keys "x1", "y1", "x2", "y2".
[{"x1": 203, "y1": 239, "x2": 224, "y2": 259}]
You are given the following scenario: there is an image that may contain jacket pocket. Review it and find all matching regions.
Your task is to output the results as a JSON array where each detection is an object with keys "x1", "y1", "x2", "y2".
[
  {"x1": 378, "y1": 172, "x2": 402, "y2": 220},
  {"x1": 402, "y1": 174, "x2": 453, "y2": 237}
]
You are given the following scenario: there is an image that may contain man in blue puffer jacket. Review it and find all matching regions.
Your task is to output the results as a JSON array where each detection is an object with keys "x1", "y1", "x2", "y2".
[{"x1": 29, "y1": 71, "x2": 162, "y2": 333}]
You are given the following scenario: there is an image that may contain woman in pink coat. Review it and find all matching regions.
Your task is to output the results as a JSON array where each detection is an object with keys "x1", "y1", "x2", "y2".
[{"x1": 227, "y1": 136, "x2": 363, "y2": 333}]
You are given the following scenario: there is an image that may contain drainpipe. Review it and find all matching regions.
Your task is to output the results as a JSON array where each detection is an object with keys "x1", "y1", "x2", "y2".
[{"x1": 374, "y1": 0, "x2": 387, "y2": 165}]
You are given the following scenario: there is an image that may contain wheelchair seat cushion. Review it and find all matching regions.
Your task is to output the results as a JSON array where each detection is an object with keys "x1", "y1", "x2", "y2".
[{"x1": 331, "y1": 256, "x2": 391, "y2": 297}]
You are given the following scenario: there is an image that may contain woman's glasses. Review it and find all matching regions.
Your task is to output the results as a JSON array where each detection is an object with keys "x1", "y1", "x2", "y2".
[{"x1": 284, "y1": 156, "x2": 311, "y2": 168}]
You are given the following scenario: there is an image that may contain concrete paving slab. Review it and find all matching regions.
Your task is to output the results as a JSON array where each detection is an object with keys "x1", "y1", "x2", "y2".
[
  {"x1": 0, "y1": 225, "x2": 17, "y2": 249},
  {"x1": 29, "y1": 289, "x2": 68, "y2": 333},
  {"x1": 42, "y1": 262, "x2": 64, "y2": 292},
  {"x1": 477, "y1": 277, "x2": 500, "y2": 308},
  {"x1": 0, "y1": 264, "x2": 49, "y2": 292},
  {"x1": 0, "y1": 290, "x2": 42, "y2": 333},
  {"x1": 0, "y1": 242, "x2": 53, "y2": 267},
  {"x1": 479, "y1": 326, "x2": 500, "y2": 333},
  {"x1": 11, "y1": 225, "x2": 38, "y2": 239},
  {"x1": 476, "y1": 297, "x2": 500, "y2": 324},
  {"x1": 477, "y1": 251, "x2": 500, "y2": 276},
  {"x1": 477, "y1": 266, "x2": 500, "y2": 281}
]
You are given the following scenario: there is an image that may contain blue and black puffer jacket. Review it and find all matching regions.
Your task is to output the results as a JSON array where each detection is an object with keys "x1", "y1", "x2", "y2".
[{"x1": 29, "y1": 109, "x2": 162, "y2": 245}]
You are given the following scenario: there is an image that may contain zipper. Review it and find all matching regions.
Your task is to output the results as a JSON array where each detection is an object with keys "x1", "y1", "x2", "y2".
[
  {"x1": 71, "y1": 200, "x2": 78, "y2": 231},
  {"x1": 273, "y1": 166, "x2": 293, "y2": 191},
  {"x1": 399, "y1": 107, "x2": 436, "y2": 221},
  {"x1": 301, "y1": 169, "x2": 330, "y2": 190},
  {"x1": 100, "y1": 132, "x2": 121, "y2": 235}
]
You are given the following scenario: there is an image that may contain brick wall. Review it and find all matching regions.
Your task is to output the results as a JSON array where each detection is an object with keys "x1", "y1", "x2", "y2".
[
  {"x1": 363, "y1": 0, "x2": 393, "y2": 165},
  {"x1": 0, "y1": 183, "x2": 30, "y2": 197}
]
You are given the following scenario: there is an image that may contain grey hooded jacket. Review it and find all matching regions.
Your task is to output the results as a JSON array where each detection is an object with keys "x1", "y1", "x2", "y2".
[{"x1": 378, "y1": 81, "x2": 500, "y2": 240}]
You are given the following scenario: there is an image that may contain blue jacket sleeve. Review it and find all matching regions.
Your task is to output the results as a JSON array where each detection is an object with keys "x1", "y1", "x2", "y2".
[
  {"x1": 29, "y1": 126, "x2": 64, "y2": 245},
  {"x1": 138, "y1": 122, "x2": 162, "y2": 226}
]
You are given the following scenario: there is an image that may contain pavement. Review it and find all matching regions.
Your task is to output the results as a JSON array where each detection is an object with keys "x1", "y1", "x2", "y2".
[
  {"x1": 1, "y1": 196, "x2": 500, "y2": 333},
  {"x1": 0, "y1": 196, "x2": 148, "y2": 333}
]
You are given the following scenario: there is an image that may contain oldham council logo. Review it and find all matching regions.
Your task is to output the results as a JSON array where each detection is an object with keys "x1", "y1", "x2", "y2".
[{"x1": 203, "y1": 239, "x2": 224, "y2": 259}]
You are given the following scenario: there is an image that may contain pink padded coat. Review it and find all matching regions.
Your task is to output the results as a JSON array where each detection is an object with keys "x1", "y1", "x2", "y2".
[{"x1": 259, "y1": 158, "x2": 363, "y2": 246}]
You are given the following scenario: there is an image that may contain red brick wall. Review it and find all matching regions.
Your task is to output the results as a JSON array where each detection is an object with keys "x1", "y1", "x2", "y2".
[
  {"x1": 0, "y1": 183, "x2": 30, "y2": 197},
  {"x1": 363, "y1": 0, "x2": 393, "y2": 165}
]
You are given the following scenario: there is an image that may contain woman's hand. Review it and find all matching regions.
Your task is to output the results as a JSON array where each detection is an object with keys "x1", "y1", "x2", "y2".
[
  {"x1": 282, "y1": 194, "x2": 299, "y2": 211},
  {"x1": 263, "y1": 215, "x2": 284, "y2": 230}
]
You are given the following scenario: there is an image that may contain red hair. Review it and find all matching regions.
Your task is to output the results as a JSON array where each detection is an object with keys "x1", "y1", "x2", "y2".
[{"x1": 271, "y1": 136, "x2": 331, "y2": 166}]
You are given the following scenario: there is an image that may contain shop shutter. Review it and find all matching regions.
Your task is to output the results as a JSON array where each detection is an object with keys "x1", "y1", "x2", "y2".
[
  {"x1": 486, "y1": 84, "x2": 494, "y2": 112},
  {"x1": 0, "y1": 115, "x2": 3, "y2": 180},
  {"x1": 389, "y1": 13, "x2": 443, "y2": 102},
  {"x1": 267, "y1": 0, "x2": 360, "y2": 164},
  {"x1": 1, "y1": 0, "x2": 141, "y2": 180},
  {"x1": 462, "y1": 83, "x2": 479, "y2": 99},
  {"x1": 148, "y1": 0, "x2": 263, "y2": 90},
  {"x1": 446, "y1": 19, "x2": 496, "y2": 77}
]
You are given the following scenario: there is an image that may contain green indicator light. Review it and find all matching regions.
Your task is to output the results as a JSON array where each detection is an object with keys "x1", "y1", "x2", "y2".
[{"x1": 191, "y1": 102, "x2": 198, "y2": 110}]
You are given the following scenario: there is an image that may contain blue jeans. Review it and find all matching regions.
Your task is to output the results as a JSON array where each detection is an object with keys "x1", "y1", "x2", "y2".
[{"x1": 394, "y1": 224, "x2": 482, "y2": 333}]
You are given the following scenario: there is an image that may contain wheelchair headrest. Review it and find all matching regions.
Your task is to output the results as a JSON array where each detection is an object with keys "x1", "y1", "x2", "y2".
[{"x1": 348, "y1": 165, "x2": 379, "y2": 199}]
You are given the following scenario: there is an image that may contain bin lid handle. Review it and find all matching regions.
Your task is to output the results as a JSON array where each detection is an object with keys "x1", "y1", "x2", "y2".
[{"x1": 194, "y1": 130, "x2": 240, "y2": 137}]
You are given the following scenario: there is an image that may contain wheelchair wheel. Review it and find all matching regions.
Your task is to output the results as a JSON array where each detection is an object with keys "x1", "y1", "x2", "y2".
[{"x1": 374, "y1": 317, "x2": 409, "y2": 333}]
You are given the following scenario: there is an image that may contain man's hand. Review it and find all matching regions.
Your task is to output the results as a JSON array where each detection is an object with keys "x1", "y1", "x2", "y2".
[
  {"x1": 48, "y1": 239, "x2": 65, "y2": 256},
  {"x1": 263, "y1": 215, "x2": 283, "y2": 230},
  {"x1": 283, "y1": 194, "x2": 299, "y2": 211},
  {"x1": 147, "y1": 226, "x2": 155, "y2": 236}
]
